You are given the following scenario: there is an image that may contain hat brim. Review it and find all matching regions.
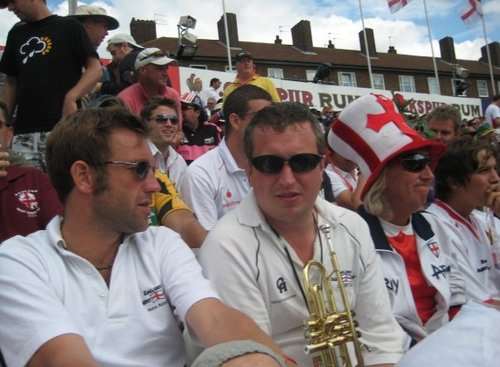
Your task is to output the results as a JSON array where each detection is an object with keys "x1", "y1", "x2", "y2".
[
  {"x1": 148, "y1": 56, "x2": 175, "y2": 66},
  {"x1": 72, "y1": 14, "x2": 119, "y2": 30},
  {"x1": 361, "y1": 139, "x2": 446, "y2": 199}
]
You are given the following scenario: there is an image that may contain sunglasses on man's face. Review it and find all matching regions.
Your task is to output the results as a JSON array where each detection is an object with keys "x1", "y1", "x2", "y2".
[
  {"x1": 105, "y1": 160, "x2": 153, "y2": 180},
  {"x1": 399, "y1": 152, "x2": 431, "y2": 173},
  {"x1": 251, "y1": 153, "x2": 323, "y2": 174},
  {"x1": 152, "y1": 114, "x2": 178, "y2": 125}
]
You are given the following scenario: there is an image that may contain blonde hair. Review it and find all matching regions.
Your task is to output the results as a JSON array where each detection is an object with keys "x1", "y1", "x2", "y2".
[{"x1": 363, "y1": 168, "x2": 392, "y2": 219}]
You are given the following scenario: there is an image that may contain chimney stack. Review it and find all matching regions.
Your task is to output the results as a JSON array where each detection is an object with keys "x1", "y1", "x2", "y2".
[
  {"x1": 327, "y1": 40, "x2": 335, "y2": 49},
  {"x1": 358, "y1": 28, "x2": 377, "y2": 56},
  {"x1": 274, "y1": 35, "x2": 282, "y2": 45},
  {"x1": 480, "y1": 42, "x2": 500, "y2": 66},
  {"x1": 291, "y1": 20, "x2": 313, "y2": 52},
  {"x1": 130, "y1": 18, "x2": 157, "y2": 44},
  {"x1": 388, "y1": 45, "x2": 397, "y2": 54},
  {"x1": 439, "y1": 37, "x2": 456, "y2": 63},
  {"x1": 217, "y1": 13, "x2": 239, "y2": 48}
]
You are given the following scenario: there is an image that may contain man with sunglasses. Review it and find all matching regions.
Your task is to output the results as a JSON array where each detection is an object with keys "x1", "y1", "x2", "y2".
[
  {"x1": 140, "y1": 97, "x2": 208, "y2": 248},
  {"x1": 328, "y1": 93, "x2": 465, "y2": 346},
  {"x1": 118, "y1": 47, "x2": 182, "y2": 123},
  {"x1": 427, "y1": 137, "x2": 500, "y2": 301},
  {"x1": 200, "y1": 102, "x2": 406, "y2": 366},
  {"x1": 0, "y1": 107, "x2": 292, "y2": 367},
  {"x1": 180, "y1": 85, "x2": 272, "y2": 230}
]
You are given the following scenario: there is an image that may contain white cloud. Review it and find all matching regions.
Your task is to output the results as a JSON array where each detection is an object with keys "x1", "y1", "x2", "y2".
[{"x1": 0, "y1": 0, "x2": 496, "y2": 62}]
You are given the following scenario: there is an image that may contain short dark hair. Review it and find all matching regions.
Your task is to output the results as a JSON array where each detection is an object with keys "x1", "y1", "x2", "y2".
[
  {"x1": 141, "y1": 97, "x2": 177, "y2": 121},
  {"x1": 492, "y1": 94, "x2": 500, "y2": 102},
  {"x1": 223, "y1": 85, "x2": 272, "y2": 137},
  {"x1": 426, "y1": 105, "x2": 461, "y2": 132},
  {"x1": 243, "y1": 102, "x2": 325, "y2": 159},
  {"x1": 210, "y1": 78, "x2": 220, "y2": 87},
  {"x1": 46, "y1": 108, "x2": 149, "y2": 203},
  {"x1": 435, "y1": 136, "x2": 495, "y2": 201}
]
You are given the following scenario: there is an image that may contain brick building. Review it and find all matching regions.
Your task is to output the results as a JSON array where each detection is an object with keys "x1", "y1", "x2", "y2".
[{"x1": 131, "y1": 13, "x2": 500, "y2": 99}]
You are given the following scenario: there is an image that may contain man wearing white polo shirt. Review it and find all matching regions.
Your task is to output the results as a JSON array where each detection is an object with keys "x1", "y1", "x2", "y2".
[
  {"x1": 0, "y1": 108, "x2": 290, "y2": 367},
  {"x1": 180, "y1": 85, "x2": 272, "y2": 230},
  {"x1": 200, "y1": 103, "x2": 406, "y2": 366}
]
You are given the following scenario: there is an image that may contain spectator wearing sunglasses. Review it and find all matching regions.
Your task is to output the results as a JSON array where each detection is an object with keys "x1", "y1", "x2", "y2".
[
  {"x1": 140, "y1": 97, "x2": 207, "y2": 248},
  {"x1": 118, "y1": 47, "x2": 181, "y2": 123},
  {"x1": 176, "y1": 92, "x2": 222, "y2": 165},
  {"x1": 141, "y1": 97, "x2": 186, "y2": 187},
  {"x1": 0, "y1": 107, "x2": 292, "y2": 367},
  {"x1": 427, "y1": 137, "x2": 500, "y2": 301},
  {"x1": 199, "y1": 102, "x2": 406, "y2": 366},
  {"x1": 180, "y1": 85, "x2": 272, "y2": 231},
  {"x1": 328, "y1": 93, "x2": 465, "y2": 347}
]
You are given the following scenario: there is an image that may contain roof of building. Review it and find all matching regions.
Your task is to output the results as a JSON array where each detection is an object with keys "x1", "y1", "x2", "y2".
[{"x1": 144, "y1": 37, "x2": 500, "y2": 76}]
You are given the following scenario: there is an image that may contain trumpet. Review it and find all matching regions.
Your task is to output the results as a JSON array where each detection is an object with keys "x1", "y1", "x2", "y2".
[{"x1": 303, "y1": 224, "x2": 364, "y2": 367}]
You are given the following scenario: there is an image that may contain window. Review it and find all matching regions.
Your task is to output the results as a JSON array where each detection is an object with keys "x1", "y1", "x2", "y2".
[
  {"x1": 338, "y1": 72, "x2": 357, "y2": 87},
  {"x1": 267, "y1": 68, "x2": 284, "y2": 79},
  {"x1": 477, "y1": 80, "x2": 489, "y2": 97},
  {"x1": 452, "y1": 78, "x2": 468, "y2": 96},
  {"x1": 189, "y1": 64, "x2": 207, "y2": 70},
  {"x1": 427, "y1": 77, "x2": 440, "y2": 95},
  {"x1": 306, "y1": 69, "x2": 317, "y2": 82},
  {"x1": 399, "y1": 75, "x2": 416, "y2": 92},
  {"x1": 373, "y1": 73, "x2": 385, "y2": 90}
]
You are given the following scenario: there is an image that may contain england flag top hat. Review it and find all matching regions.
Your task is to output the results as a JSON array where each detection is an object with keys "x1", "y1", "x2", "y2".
[{"x1": 327, "y1": 93, "x2": 445, "y2": 198}]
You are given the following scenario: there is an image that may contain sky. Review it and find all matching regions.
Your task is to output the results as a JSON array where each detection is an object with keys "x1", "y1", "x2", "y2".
[{"x1": 1, "y1": 0, "x2": 499, "y2": 61}]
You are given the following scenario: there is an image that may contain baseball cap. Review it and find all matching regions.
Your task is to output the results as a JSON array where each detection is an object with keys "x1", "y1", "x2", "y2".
[
  {"x1": 107, "y1": 33, "x2": 141, "y2": 49},
  {"x1": 134, "y1": 48, "x2": 175, "y2": 70},
  {"x1": 234, "y1": 51, "x2": 253, "y2": 63},
  {"x1": 70, "y1": 5, "x2": 119, "y2": 30}
]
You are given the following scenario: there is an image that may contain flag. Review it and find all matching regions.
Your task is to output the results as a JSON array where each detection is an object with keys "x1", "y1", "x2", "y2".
[
  {"x1": 387, "y1": 0, "x2": 413, "y2": 14},
  {"x1": 461, "y1": 0, "x2": 483, "y2": 23}
]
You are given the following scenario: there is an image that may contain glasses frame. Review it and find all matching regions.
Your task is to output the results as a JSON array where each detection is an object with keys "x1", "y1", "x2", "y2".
[
  {"x1": 399, "y1": 153, "x2": 431, "y2": 173},
  {"x1": 251, "y1": 153, "x2": 323, "y2": 175},
  {"x1": 104, "y1": 160, "x2": 153, "y2": 180},
  {"x1": 151, "y1": 114, "x2": 179, "y2": 125}
]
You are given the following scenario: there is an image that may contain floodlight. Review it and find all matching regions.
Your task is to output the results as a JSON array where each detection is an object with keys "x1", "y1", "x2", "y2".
[{"x1": 178, "y1": 15, "x2": 196, "y2": 29}]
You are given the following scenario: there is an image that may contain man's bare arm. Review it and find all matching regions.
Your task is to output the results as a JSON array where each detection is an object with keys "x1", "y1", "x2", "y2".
[
  {"x1": 186, "y1": 298, "x2": 291, "y2": 364},
  {"x1": 27, "y1": 334, "x2": 98, "y2": 367},
  {"x1": 62, "y1": 57, "x2": 102, "y2": 117},
  {"x1": 161, "y1": 209, "x2": 208, "y2": 248},
  {"x1": 2, "y1": 76, "x2": 16, "y2": 117}
]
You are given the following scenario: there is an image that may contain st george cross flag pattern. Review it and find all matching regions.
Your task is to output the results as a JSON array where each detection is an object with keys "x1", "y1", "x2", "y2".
[
  {"x1": 387, "y1": 0, "x2": 413, "y2": 13},
  {"x1": 461, "y1": 0, "x2": 482, "y2": 23}
]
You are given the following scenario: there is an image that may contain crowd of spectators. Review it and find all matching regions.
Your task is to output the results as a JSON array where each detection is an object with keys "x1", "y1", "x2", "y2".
[{"x1": 1, "y1": 1, "x2": 500, "y2": 367}]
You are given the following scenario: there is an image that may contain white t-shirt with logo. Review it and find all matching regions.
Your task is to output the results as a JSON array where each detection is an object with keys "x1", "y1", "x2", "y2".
[{"x1": 0, "y1": 216, "x2": 218, "y2": 367}]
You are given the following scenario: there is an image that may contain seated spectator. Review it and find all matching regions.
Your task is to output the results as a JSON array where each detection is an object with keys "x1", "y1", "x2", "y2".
[
  {"x1": 0, "y1": 107, "x2": 289, "y2": 367},
  {"x1": 141, "y1": 97, "x2": 187, "y2": 188},
  {"x1": 101, "y1": 33, "x2": 142, "y2": 96},
  {"x1": 0, "y1": 101, "x2": 61, "y2": 243},
  {"x1": 200, "y1": 102, "x2": 406, "y2": 366},
  {"x1": 177, "y1": 92, "x2": 222, "y2": 165},
  {"x1": 118, "y1": 48, "x2": 181, "y2": 121},
  {"x1": 328, "y1": 94, "x2": 465, "y2": 345},
  {"x1": 323, "y1": 142, "x2": 365, "y2": 210},
  {"x1": 428, "y1": 137, "x2": 500, "y2": 300},
  {"x1": 180, "y1": 85, "x2": 271, "y2": 230},
  {"x1": 426, "y1": 105, "x2": 460, "y2": 145}
]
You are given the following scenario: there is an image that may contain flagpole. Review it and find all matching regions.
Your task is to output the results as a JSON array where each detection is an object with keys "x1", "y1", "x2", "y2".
[
  {"x1": 221, "y1": 0, "x2": 233, "y2": 72},
  {"x1": 480, "y1": 11, "x2": 497, "y2": 95},
  {"x1": 358, "y1": 0, "x2": 374, "y2": 89},
  {"x1": 68, "y1": 0, "x2": 77, "y2": 15},
  {"x1": 422, "y1": 0, "x2": 440, "y2": 95}
]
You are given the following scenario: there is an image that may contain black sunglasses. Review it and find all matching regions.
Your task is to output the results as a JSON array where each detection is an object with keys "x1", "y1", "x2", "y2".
[
  {"x1": 399, "y1": 153, "x2": 431, "y2": 173},
  {"x1": 105, "y1": 160, "x2": 153, "y2": 180},
  {"x1": 152, "y1": 114, "x2": 178, "y2": 124},
  {"x1": 251, "y1": 153, "x2": 323, "y2": 174}
]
